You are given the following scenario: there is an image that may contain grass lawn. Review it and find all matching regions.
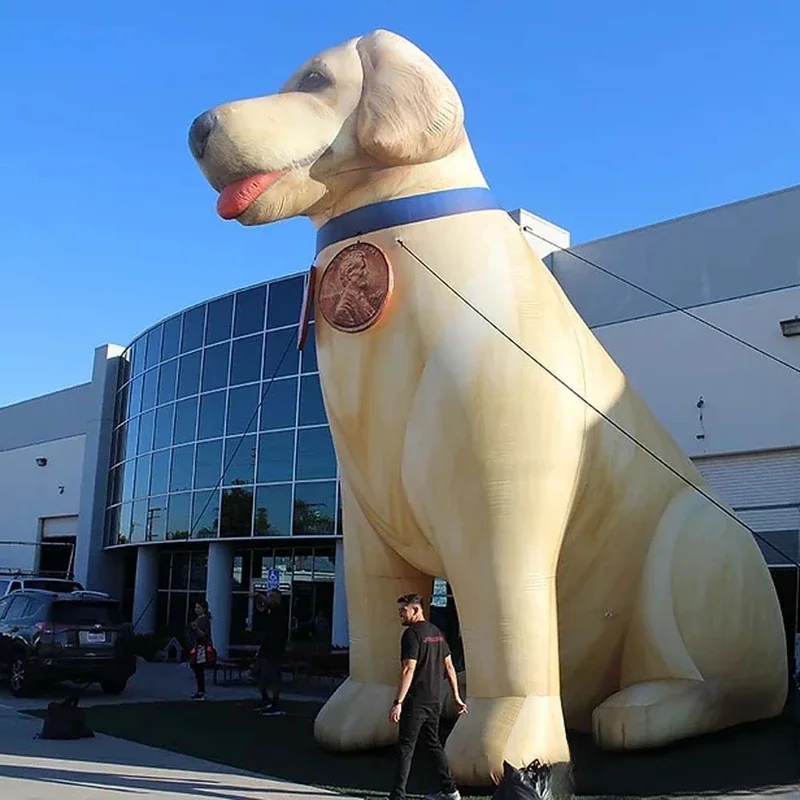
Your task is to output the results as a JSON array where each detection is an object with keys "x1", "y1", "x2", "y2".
[{"x1": 25, "y1": 697, "x2": 800, "y2": 799}]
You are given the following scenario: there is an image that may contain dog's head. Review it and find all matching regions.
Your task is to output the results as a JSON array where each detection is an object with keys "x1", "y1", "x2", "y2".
[{"x1": 188, "y1": 30, "x2": 466, "y2": 226}]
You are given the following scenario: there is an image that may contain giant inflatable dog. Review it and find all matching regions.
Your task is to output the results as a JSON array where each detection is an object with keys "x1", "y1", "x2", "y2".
[{"x1": 188, "y1": 29, "x2": 787, "y2": 787}]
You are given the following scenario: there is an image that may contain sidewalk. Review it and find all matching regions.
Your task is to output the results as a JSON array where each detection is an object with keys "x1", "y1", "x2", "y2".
[
  {"x1": 0, "y1": 658, "x2": 331, "y2": 712},
  {"x1": 0, "y1": 705, "x2": 355, "y2": 800}
]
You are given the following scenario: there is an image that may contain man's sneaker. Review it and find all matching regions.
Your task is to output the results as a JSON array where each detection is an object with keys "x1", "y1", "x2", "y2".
[
  {"x1": 425, "y1": 792, "x2": 461, "y2": 800},
  {"x1": 260, "y1": 702, "x2": 284, "y2": 716},
  {"x1": 190, "y1": 692, "x2": 206, "y2": 701},
  {"x1": 254, "y1": 702, "x2": 272, "y2": 712}
]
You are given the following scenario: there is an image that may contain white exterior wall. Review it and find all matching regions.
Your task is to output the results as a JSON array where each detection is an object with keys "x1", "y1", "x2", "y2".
[
  {"x1": 0, "y1": 435, "x2": 85, "y2": 573},
  {"x1": 593, "y1": 285, "x2": 800, "y2": 457}
]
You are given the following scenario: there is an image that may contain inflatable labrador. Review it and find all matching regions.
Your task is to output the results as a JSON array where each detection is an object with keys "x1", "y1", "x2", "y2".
[{"x1": 188, "y1": 29, "x2": 787, "y2": 788}]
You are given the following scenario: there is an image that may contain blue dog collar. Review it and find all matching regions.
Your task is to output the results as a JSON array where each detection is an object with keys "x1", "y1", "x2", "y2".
[{"x1": 315, "y1": 186, "x2": 501, "y2": 253}]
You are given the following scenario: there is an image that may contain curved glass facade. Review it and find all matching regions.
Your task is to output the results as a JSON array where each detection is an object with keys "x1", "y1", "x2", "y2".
[{"x1": 105, "y1": 273, "x2": 342, "y2": 546}]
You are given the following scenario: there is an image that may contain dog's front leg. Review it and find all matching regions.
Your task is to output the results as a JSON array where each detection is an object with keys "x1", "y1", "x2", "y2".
[{"x1": 314, "y1": 477, "x2": 431, "y2": 751}]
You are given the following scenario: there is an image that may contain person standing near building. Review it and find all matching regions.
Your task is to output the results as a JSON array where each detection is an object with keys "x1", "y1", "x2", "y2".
[
  {"x1": 189, "y1": 600, "x2": 212, "y2": 701},
  {"x1": 255, "y1": 590, "x2": 288, "y2": 715},
  {"x1": 389, "y1": 593, "x2": 467, "y2": 800}
]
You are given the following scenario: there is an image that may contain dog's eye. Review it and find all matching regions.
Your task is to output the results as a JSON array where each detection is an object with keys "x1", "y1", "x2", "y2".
[{"x1": 297, "y1": 70, "x2": 332, "y2": 93}]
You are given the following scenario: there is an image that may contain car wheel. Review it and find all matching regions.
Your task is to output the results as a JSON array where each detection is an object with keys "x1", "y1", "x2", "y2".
[
  {"x1": 100, "y1": 679, "x2": 127, "y2": 695},
  {"x1": 9, "y1": 654, "x2": 33, "y2": 698}
]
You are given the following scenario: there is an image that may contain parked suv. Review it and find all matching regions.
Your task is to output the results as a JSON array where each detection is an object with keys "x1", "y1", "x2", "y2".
[
  {"x1": 0, "y1": 577, "x2": 85, "y2": 597},
  {"x1": 0, "y1": 590, "x2": 136, "y2": 697}
]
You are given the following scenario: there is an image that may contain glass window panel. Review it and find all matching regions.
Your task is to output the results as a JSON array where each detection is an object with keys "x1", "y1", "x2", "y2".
[
  {"x1": 260, "y1": 378, "x2": 297, "y2": 431},
  {"x1": 198, "y1": 390, "x2": 226, "y2": 440},
  {"x1": 293, "y1": 481, "x2": 336, "y2": 535},
  {"x1": 181, "y1": 305, "x2": 206, "y2": 353},
  {"x1": 137, "y1": 410, "x2": 155, "y2": 454},
  {"x1": 194, "y1": 439, "x2": 223, "y2": 489},
  {"x1": 153, "y1": 404, "x2": 174, "y2": 450},
  {"x1": 108, "y1": 465, "x2": 122, "y2": 505},
  {"x1": 254, "y1": 484, "x2": 294, "y2": 538},
  {"x1": 167, "y1": 493, "x2": 192, "y2": 541},
  {"x1": 131, "y1": 337, "x2": 146, "y2": 377},
  {"x1": 158, "y1": 553, "x2": 172, "y2": 588},
  {"x1": 230, "y1": 334, "x2": 263, "y2": 385},
  {"x1": 115, "y1": 383, "x2": 129, "y2": 427},
  {"x1": 295, "y1": 426, "x2": 337, "y2": 480},
  {"x1": 177, "y1": 351, "x2": 202, "y2": 398},
  {"x1": 252, "y1": 551, "x2": 274, "y2": 579},
  {"x1": 192, "y1": 490, "x2": 220, "y2": 539},
  {"x1": 145, "y1": 325, "x2": 163, "y2": 370},
  {"x1": 155, "y1": 592, "x2": 168, "y2": 630},
  {"x1": 147, "y1": 496, "x2": 167, "y2": 541},
  {"x1": 205, "y1": 295, "x2": 234, "y2": 345},
  {"x1": 257, "y1": 430, "x2": 295, "y2": 484},
  {"x1": 170, "y1": 444, "x2": 195, "y2": 492},
  {"x1": 173, "y1": 397, "x2": 198, "y2": 444},
  {"x1": 161, "y1": 315, "x2": 181, "y2": 360},
  {"x1": 168, "y1": 592, "x2": 189, "y2": 631},
  {"x1": 141, "y1": 367, "x2": 159, "y2": 412},
  {"x1": 121, "y1": 460, "x2": 135, "y2": 503},
  {"x1": 202, "y1": 342, "x2": 231, "y2": 392},
  {"x1": 125, "y1": 415, "x2": 140, "y2": 459},
  {"x1": 232, "y1": 551, "x2": 251, "y2": 589},
  {"x1": 150, "y1": 449, "x2": 170, "y2": 496},
  {"x1": 267, "y1": 276, "x2": 304, "y2": 329},
  {"x1": 314, "y1": 549, "x2": 335, "y2": 580},
  {"x1": 220, "y1": 487, "x2": 254, "y2": 538},
  {"x1": 128, "y1": 376, "x2": 143, "y2": 418},
  {"x1": 227, "y1": 384, "x2": 260, "y2": 436},
  {"x1": 301, "y1": 323, "x2": 317, "y2": 373},
  {"x1": 119, "y1": 502, "x2": 133, "y2": 544},
  {"x1": 133, "y1": 455, "x2": 151, "y2": 500},
  {"x1": 223, "y1": 435, "x2": 256, "y2": 486},
  {"x1": 130, "y1": 500, "x2": 148, "y2": 543},
  {"x1": 105, "y1": 505, "x2": 120, "y2": 547},
  {"x1": 118, "y1": 352, "x2": 131, "y2": 388},
  {"x1": 157, "y1": 359, "x2": 178, "y2": 405},
  {"x1": 172, "y1": 552, "x2": 191, "y2": 589},
  {"x1": 298, "y1": 374, "x2": 327, "y2": 426},
  {"x1": 114, "y1": 423, "x2": 128, "y2": 464},
  {"x1": 293, "y1": 548, "x2": 314, "y2": 580},
  {"x1": 264, "y1": 327, "x2": 299, "y2": 378},
  {"x1": 190, "y1": 552, "x2": 209, "y2": 590},
  {"x1": 234, "y1": 285, "x2": 266, "y2": 338}
]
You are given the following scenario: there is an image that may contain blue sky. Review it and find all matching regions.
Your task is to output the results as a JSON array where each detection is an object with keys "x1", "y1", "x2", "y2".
[{"x1": 1, "y1": 2, "x2": 797, "y2": 407}]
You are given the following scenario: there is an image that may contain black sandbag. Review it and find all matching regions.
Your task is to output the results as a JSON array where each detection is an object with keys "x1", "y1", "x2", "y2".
[
  {"x1": 38, "y1": 695, "x2": 95, "y2": 740},
  {"x1": 492, "y1": 759, "x2": 556, "y2": 800}
]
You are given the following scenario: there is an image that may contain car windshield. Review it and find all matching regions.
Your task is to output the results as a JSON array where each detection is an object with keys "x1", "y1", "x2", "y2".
[
  {"x1": 26, "y1": 579, "x2": 83, "y2": 593},
  {"x1": 51, "y1": 601, "x2": 123, "y2": 626}
]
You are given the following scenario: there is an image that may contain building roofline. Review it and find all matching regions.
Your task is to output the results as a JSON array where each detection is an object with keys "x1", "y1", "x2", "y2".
[
  {"x1": 0, "y1": 382, "x2": 92, "y2": 413},
  {"x1": 571, "y1": 183, "x2": 800, "y2": 250}
]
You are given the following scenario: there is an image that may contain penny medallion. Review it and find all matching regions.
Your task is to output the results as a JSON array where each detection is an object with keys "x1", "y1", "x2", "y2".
[
  {"x1": 297, "y1": 264, "x2": 316, "y2": 351},
  {"x1": 317, "y1": 242, "x2": 394, "y2": 333}
]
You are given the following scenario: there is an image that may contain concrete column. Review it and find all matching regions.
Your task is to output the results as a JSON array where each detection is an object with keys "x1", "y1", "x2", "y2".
[
  {"x1": 331, "y1": 538, "x2": 349, "y2": 648},
  {"x1": 207, "y1": 541, "x2": 233, "y2": 659},
  {"x1": 132, "y1": 545, "x2": 158, "y2": 634}
]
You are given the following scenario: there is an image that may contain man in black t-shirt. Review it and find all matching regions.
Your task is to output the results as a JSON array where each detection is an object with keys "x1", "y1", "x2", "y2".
[{"x1": 388, "y1": 593, "x2": 467, "y2": 800}]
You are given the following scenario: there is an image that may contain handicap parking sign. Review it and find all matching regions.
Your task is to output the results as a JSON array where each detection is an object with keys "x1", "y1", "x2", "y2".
[{"x1": 266, "y1": 568, "x2": 281, "y2": 591}]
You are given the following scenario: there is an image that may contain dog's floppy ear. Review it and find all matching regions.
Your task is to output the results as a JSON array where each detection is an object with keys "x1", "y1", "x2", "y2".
[{"x1": 356, "y1": 30, "x2": 465, "y2": 166}]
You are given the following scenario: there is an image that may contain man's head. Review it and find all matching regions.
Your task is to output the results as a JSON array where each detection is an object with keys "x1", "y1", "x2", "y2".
[
  {"x1": 397, "y1": 593, "x2": 426, "y2": 627},
  {"x1": 188, "y1": 29, "x2": 466, "y2": 227},
  {"x1": 267, "y1": 590, "x2": 282, "y2": 609}
]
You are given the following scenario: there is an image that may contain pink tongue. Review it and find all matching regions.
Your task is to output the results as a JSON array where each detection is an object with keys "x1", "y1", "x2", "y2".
[{"x1": 217, "y1": 173, "x2": 283, "y2": 219}]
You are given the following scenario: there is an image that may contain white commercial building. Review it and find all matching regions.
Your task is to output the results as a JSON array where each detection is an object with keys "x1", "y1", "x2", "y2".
[{"x1": 1, "y1": 184, "x2": 798, "y2": 665}]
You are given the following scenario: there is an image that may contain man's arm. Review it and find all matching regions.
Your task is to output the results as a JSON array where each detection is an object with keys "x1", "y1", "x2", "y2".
[
  {"x1": 444, "y1": 654, "x2": 467, "y2": 712},
  {"x1": 395, "y1": 658, "x2": 417, "y2": 705}
]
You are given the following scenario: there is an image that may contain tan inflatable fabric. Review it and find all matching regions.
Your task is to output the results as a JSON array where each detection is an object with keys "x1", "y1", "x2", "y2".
[{"x1": 189, "y1": 29, "x2": 788, "y2": 788}]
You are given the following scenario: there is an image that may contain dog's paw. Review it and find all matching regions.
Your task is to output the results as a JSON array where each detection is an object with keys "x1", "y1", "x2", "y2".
[{"x1": 314, "y1": 678, "x2": 398, "y2": 751}]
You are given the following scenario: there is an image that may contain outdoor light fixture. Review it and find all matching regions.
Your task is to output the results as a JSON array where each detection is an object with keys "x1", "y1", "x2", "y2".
[
  {"x1": 779, "y1": 317, "x2": 800, "y2": 337},
  {"x1": 35, "y1": 457, "x2": 48, "y2": 467}
]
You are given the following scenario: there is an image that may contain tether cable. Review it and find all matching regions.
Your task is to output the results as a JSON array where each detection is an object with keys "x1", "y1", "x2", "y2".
[
  {"x1": 524, "y1": 226, "x2": 800, "y2": 378},
  {"x1": 397, "y1": 237, "x2": 800, "y2": 569}
]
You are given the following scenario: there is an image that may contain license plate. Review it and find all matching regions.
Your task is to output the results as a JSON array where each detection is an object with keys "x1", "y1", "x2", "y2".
[{"x1": 80, "y1": 631, "x2": 107, "y2": 645}]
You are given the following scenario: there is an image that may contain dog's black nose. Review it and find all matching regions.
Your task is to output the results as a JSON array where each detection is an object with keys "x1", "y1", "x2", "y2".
[{"x1": 189, "y1": 111, "x2": 217, "y2": 160}]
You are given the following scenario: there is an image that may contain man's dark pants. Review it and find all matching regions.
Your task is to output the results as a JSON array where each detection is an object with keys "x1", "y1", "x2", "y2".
[
  {"x1": 257, "y1": 655, "x2": 282, "y2": 703},
  {"x1": 390, "y1": 700, "x2": 457, "y2": 800}
]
